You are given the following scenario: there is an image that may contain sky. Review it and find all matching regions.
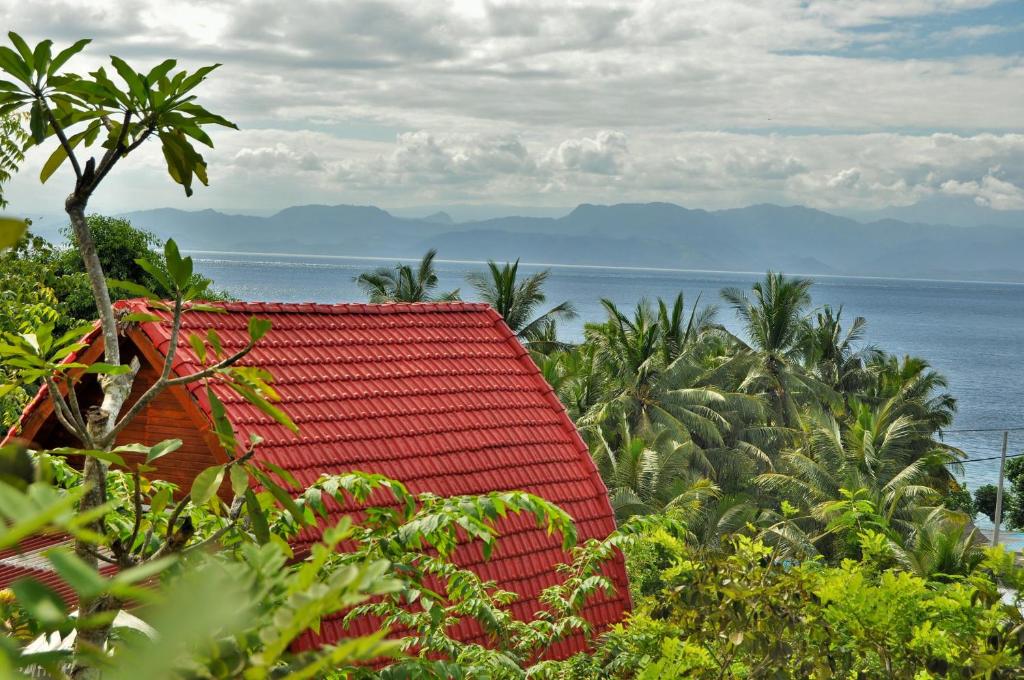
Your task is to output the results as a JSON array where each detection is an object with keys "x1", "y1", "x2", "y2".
[{"x1": 1, "y1": 0, "x2": 1023, "y2": 216}]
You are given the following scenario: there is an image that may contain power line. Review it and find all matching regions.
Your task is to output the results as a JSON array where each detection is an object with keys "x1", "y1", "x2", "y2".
[
  {"x1": 958, "y1": 451, "x2": 1024, "y2": 464},
  {"x1": 943, "y1": 427, "x2": 1024, "y2": 434}
]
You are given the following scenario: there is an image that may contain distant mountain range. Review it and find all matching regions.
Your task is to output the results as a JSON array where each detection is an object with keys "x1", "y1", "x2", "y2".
[{"x1": 109, "y1": 200, "x2": 1024, "y2": 282}]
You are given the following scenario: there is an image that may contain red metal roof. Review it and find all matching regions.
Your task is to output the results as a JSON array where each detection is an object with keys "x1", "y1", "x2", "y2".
[{"x1": 6, "y1": 300, "x2": 628, "y2": 659}]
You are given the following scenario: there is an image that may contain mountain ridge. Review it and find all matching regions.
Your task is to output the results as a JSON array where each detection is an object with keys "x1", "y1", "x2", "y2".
[{"x1": 118, "y1": 200, "x2": 1024, "y2": 283}]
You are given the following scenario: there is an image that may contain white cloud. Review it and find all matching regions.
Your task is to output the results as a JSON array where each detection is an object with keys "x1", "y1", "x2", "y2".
[
  {"x1": 547, "y1": 131, "x2": 630, "y2": 175},
  {"x1": 0, "y1": 0, "x2": 1022, "y2": 213},
  {"x1": 941, "y1": 172, "x2": 1024, "y2": 210}
]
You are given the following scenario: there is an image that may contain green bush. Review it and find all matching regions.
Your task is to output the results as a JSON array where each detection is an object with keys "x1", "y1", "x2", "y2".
[{"x1": 542, "y1": 521, "x2": 1024, "y2": 679}]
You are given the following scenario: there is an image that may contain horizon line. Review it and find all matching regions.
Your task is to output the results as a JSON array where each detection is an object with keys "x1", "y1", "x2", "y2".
[{"x1": 183, "y1": 249, "x2": 1024, "y2": 288}]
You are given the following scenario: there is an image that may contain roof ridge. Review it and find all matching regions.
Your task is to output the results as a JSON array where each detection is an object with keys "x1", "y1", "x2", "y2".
[{"x1": 113, "y1": 299, "x2": 494, "y2": 315}]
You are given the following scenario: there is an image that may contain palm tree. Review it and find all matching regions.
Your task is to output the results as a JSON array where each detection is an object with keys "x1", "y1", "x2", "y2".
[
  {"x1": 583, "y1": 298, "x2": 731, "y2": 448},
  {"x1": 466, "y1": 260, "x2": 576, "y2": 352},
  {"x1": 722, "y1": 272, "x2": 831, "y2": 426},
  {"x1": 755, "y1": 404, "x2": 959, "y2": 558},
  {"x1": 590, "y1": 419, "x2": 719, "y2": 522},
  {"x1": 864, "y1": 353, "x2": 956, "y2": 433},
  {"x1": 355, "y1": 249, "x2": 459, "y2": 303},
  {"x1": 799, "y1": 305, "x2": 881, "y2": 395},
  {"x1": 657, "y1": 292, "x2": 717, "y2": 364},
  {"x1": 891, "y1": 508, "x2": 985, "y2": 580}
]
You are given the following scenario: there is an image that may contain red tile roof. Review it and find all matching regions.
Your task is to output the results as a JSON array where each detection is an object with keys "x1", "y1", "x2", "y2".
[{"x1": 6, "y1": 300, "x2": 629, "y2": 659}]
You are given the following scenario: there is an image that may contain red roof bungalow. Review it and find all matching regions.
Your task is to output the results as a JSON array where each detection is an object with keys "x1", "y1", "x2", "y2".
[{"x1": 2, "y1": 299, "x2": 629, "y2": 659}]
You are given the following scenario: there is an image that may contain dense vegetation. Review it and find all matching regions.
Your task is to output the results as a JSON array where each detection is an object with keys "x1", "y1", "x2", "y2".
[{"x1": 0, "y1": 32, "x2": 1022, "y2": 678}]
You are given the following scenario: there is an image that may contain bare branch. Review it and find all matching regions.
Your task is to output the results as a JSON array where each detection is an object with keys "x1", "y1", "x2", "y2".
[
  {"x1": 44, "y1": 377, "x2": 88, "y2": 445},
  {"x1": 63, "y1": 373, "x2": 87, "y2": 433},
  {"x1": 79, "y1": 544, "x2": 118, "y2": 566}
]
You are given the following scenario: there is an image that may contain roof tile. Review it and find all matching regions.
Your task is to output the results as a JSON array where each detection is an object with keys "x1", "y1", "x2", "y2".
[{"x1": 3, "y1": 299, "x2": 628, "y2": 659}]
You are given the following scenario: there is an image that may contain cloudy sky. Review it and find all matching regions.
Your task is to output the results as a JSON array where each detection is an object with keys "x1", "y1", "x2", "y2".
[{"x1": 2, "y1": 0, "x2": 1023, "y2": 215}]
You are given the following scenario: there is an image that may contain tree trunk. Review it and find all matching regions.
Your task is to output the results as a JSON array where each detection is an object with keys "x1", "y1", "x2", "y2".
[{"x1": 65, "y1": 199, "x2": 137, "y2": 677}]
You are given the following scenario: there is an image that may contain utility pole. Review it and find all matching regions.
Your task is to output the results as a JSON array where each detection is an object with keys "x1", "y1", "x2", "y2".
[{"x1": 993, "y1": 430, "x2": 1009, "y2": 546}]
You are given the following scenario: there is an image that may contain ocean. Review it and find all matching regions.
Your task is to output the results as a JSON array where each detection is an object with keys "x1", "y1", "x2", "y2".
[{"x1": 189, "y1": 250, "x2": 1024, "y2": 547}]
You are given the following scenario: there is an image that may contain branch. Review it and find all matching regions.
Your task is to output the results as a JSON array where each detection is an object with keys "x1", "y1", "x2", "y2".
[
  {"x1": 93, "y1": 109, "x2": 131, "y2": 182},
  {"x1": 164, "y1": 492, "x2": 191, "y2": 543},
  {"x1": 88, "y1": 121, "x2": 155, "y2": 193},
  {"x1": 125, "y1": 466, "x2": 143, "y2": 563},
  {"x1": 39, "y1": 100, "x2": 83, "y2": 181},
  {"x1": 102, "y1": 297, "x2": 183, "y2": 446},
  {"x1": 166, "y1": 342, "x2": 255, "y2": 386},
  {"x1": 79, "y1": 543, "x2": 118, "y2": 566},
  {"x1": 88, "y1": 109, "x2": 135, "y2": 193},
  {"x1": 63, "y1": 372, "x2": 87, "y2": 434},
  {"x1": 44, "y1": 377, "x2": 88, "y2": 445},
  {"x1": 106, "y1": 335, "x2": 255, "y2": 445}
]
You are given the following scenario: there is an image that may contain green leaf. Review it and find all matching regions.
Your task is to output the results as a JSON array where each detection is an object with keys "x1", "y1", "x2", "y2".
[
  {"x1": 150, "y1": 487, "x2": 171, "y2": 517},
  {"x1": 253, "y1": 469, "x2": 306, "y2": 527},
  {"x1": 247, "y1": 317, "x2": 272, "y2": 342},
  {"x1": 0, "y1": 45, "x2": 32, "y2": 84},
  {"x1": 206, "y1": 388, "x2": 238, "y2": 453},
  {"x1": 31, "y1": 39, "x2": 52, "y2": 78},
  {"x1": 109, "y1": 55, "x2": 144, "y2": 103},
  {"x1": 229, "y1": 381, "x2": 298, "y2": 434},
  {"x1": 11, "y1": 578, "x2": 66, "y2": 626},
  {"x1": 84, "y1": 362, "x2": 132, "y2": 375},
  {"x1": 107, "y1": 278, "x2": 157, "y2": 299},
  {"x1": 0, "y1": 217, "x2": 27, "y2": 251},
  {"x1": 134, "y1": 256, "x2": 174, "y2": 294},
  {"x1": 206, "y1": 329, "x2": 224, "y2": 357},
  {"x1": 39, "y1": 143, "x2": 68, "y2": 183},
  {"x1": 190, "y1": 464, "x2": 225, "y2": 506},
  {"x1": 145, "y1": 58, "x2": 176, "y2": 84},
  {"x1": 48, "y1": 38, "x2": 90, "y2": 75},
  {"x1": 28, "y1": 99, "x2": 45, "y2": 143},
  {"x1": 245, "y1": 488, "x2": 270, "y2": 544},
  {"x1": 260, "y1": 461, "x2": 299, "y2": 490},
  {"x1": 230, "y1": 464, "x2": 249, "y2": 497},
  {"x1": 47, "y1": 447, "x2": 127, "y2": 467},
  {"x1": 46, "y1": 549, "x2": 107, "y2": 599},
  {"x1": 145, "y1": 439, "x2": 182, "y2": 464},
  {"x1": 7, "y1": 33, "x2": 34, "y2": 71},
  {"x1": 120, "y1": 312, "x2": 162, "y2": 323},
  {"x1": 163, "y1": 238, "x2": 192, "y2": 288},
  {"x1": 0, "y1": 442, "x2": 34, "y2": 489},
  {"x1": 187, "y1": 333, "x2": 207, "y2": 364}
]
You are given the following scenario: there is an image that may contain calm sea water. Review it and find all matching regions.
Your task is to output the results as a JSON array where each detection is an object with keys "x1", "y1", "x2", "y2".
[{"x1": 189, "y1": 250, "x2": 1024, "y2": 547}]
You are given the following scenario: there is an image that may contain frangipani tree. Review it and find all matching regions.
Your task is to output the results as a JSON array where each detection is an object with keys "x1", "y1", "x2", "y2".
[{"x1": 0, "y1": 31, "x2": 256, "y2": 671}]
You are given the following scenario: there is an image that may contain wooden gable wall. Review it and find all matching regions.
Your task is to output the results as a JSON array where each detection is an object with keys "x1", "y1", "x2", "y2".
[{"x1": 19, "y1": 333, "x2": 222, "y2": 496}]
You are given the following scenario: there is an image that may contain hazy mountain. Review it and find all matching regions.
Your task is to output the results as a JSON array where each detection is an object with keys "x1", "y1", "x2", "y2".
[
  {"x1": 388, "y1": 204, "x2": 573, "y2": 222},
  {"x1": 422, "y1": 211, "x2": 454, "y2": 225},
  {"x1": 120, "y1": 201, "x2": 1024, "y2": 282},
  {"x1": 839, "y1": 195, "x2": 1024, "y2": 229}
]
